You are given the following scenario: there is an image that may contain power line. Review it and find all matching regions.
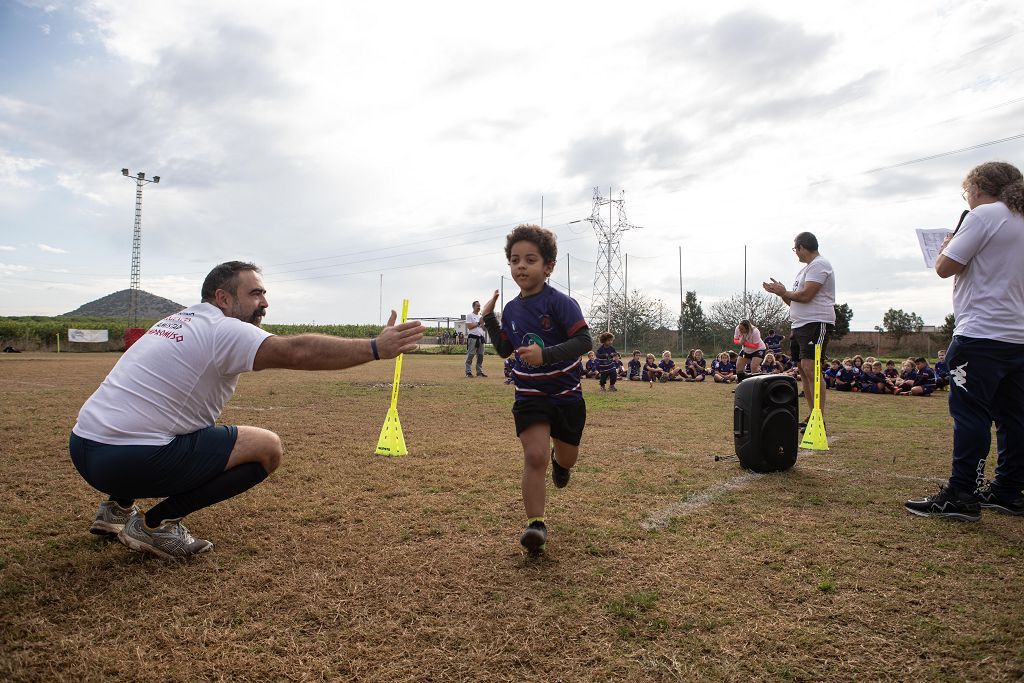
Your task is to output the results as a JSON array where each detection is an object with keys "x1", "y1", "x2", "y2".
[{"x1": 863, "y1": 132, "x2": 1024, "y2": 174}]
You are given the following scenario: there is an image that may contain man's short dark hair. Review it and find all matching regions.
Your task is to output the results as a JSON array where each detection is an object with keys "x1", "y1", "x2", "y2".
[
  {"x1": 794, "y1": 232, "x2": 818, "y2": 252},
  {"x1": 201, "y1": 261, "x2": 260, "y2": 303},
  {"x1": 914, "y1": 357, "x2": 927, "y2": 364},
  {"x1": 472, "y1": 300, "x2": 480, "y2": 307}
]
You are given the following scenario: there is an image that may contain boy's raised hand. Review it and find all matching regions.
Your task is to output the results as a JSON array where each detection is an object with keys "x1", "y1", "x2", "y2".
[{"x1": 481, "y1": 289, "x2": 500, "y2": 317}]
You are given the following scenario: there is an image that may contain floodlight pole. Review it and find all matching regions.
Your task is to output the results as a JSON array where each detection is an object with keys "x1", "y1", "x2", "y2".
[{"x1": 121, "y1": 168, "x2": 160, "y2": 328}]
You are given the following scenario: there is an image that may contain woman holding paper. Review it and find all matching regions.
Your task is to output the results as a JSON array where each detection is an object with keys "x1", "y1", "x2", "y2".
[{"x1": 905, "y1": 161, "x2": 1024, "y2": 520}]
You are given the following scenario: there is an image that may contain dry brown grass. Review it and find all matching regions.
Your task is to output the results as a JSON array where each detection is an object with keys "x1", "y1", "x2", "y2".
[{"x1": 1, "y1": 352, "x2": 1022, "y2": 682}]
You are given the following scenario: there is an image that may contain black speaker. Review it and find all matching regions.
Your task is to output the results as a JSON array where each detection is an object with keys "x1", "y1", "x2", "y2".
[{"x1": 733, "y1": 374, "x2": 799, "y2": 472}]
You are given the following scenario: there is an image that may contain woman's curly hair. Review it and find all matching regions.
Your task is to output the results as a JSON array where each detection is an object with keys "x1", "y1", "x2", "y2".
[{"x1": 964, "y1": 161, "x2": 1024, "y2": 216}]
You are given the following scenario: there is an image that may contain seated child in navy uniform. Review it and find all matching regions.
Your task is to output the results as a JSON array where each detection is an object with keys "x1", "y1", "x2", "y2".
[
  {"x1": 627, "y1": 350, "x2": 644, "y2": 381},
  {"x1": 859, "y1": 361, "x2": 887, "y2": 394},
  {"x1": 934, "y1": 349, "x2": 949, "y2": 389},
  {"x1": 764, "y1": 329, "x2": 783, "y2": 355},
  {"x1": 901, "y1": 357, "x2": 937, "y2": 396},
  {"x1": 642, "y1": 353, "x2": 663, "y2": 384},
  {"x1": 686, "y1": 349, "x2": 708, "y2": 381},
  {"x1": 889, "y1": 359, "x2": 917, "y2": 394},
  {"x1": 883, "y1": 360, "x2": 899, "y2": 380},
  {"x1": 614, "y1": 353, "x2": 626, "y2": 379},
  {"x1": 823, "y1": 359, "x2": 840, "y2": 388},
  {"x1": 835, "y1": 358, "x2": 858, "y2": 392},
  {"x1": 659, "y1": 350, "x2": 683, "y2": 381},
  {"x1": 584, "y1": 351, "x2": 598, "y2": 379},
  {"x1": 712, "y1": 352, "x2": 736, "y2": 383}
]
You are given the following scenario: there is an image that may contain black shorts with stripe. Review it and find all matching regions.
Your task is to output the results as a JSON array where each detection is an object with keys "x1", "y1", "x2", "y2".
[{"x1": 790, "y1": 322, "x2": 834, "y2": 363}]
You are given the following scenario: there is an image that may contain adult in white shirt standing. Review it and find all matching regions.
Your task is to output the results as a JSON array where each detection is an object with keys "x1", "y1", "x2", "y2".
[
  {"x1": 906, "y1": 161, "x2": 1024, "y2": 521},
  {"x1": 762, "y1": 232, "x2": 836, "y2": 425},
  {"x1": 464, "y1": 299, "x2": 487, "y2": 377},
  {"x1": 70, "y1": 261, "x2": 424, "y2": 559}
]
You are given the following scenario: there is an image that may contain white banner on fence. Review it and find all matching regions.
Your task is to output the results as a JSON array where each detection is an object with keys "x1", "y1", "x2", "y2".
[{"x1": 68, "y1": 329, "x2": 109, "y2": 343}]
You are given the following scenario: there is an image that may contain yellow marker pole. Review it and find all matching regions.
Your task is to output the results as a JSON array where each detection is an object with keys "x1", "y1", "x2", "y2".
[
  {"x1": 800, "y1": 342, "x2": 829, "y2": 450},
  {"x1": 375, "y1": 299, "x2": 409, "y2": 456}
]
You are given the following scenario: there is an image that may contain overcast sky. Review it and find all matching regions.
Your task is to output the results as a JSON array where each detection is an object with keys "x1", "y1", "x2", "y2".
[{"x1": 2, "y1": 0, "x2": 1022, "y2": 329}]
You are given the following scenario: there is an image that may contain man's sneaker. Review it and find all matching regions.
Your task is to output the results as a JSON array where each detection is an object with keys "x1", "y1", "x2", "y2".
[
  {"x1": 89, "y1": 500, "x2": 139, "y2": 535},
  {"x1": 476, "y1": 371, "x2": 488, "y2": 377},
  {"x1": 465, "y1": 373, "x2": 473, "y2": 378},
  {"x1": 118, "y1": 512, "x2": 214, "y2": 560},
  {"x1": 975, "y1": 482, "x2": 1024, "y2": 516},
  {"x1": 519, "y1": 520, "x2": 547, "y2": 556},
  {"x1": 904, "y1": 484, "x2": 981, "y2": 522},
  {"x1": 550, "y1": 448, "x2": 571, "y2": 488}
]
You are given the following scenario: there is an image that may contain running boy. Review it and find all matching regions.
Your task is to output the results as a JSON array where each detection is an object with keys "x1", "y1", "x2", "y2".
[{"x1": 481, "y1": 224, "x2": 593, "y2": 556}]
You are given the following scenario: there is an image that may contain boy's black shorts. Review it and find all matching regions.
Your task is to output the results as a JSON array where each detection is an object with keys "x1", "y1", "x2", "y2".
[
  {"x1": 790, "y1": 322, "x2": 834, "y2": 363},
  {"x1": 512, "y1": 399, "x2": 586, "y2": 446}
]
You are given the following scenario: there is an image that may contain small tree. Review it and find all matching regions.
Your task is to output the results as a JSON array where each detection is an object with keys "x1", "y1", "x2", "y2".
[
  {"x1": 882, "y1": 308, "x2": 924, "y2": 347},
  {"x1": 832, "y1": 303, "x2": 853, "y2": 340},
  {"x1": 708, "y1": 290, "x2": 790, "y2": 340},
  {"x1": 607, "y1": 289, "x2": 663, "y2": 351},
  {"x1": 678, "y1": 290, "x2": 713, "y2": 351}
]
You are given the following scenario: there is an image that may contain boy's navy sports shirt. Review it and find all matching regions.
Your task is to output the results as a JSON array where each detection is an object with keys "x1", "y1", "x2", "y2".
[
  {"x1": 500, "y1": 284, "x2": 588, "y2": 404},
  {"x1": 595, "y1": 344, "x2": 617, "y2": 373},
  {"x1": 627, "y1": 358, "x2": 642, "y2": 378}
]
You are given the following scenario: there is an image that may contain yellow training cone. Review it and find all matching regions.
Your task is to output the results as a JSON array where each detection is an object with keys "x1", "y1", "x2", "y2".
[
  {"x1": 375, "y1": 406, "x2": 408, "y2": 456},
  {"x1": 800, "y1": 342, "x2": 829, "y2": 451}
]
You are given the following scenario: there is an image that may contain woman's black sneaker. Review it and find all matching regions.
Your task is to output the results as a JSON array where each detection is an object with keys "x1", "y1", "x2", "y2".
[
  {"x1": 975, "y1": 482, "x2": 1024, "y2": 516},
  {"x1": 904, "y1": 484, "x2": 981, "y2": 522}
]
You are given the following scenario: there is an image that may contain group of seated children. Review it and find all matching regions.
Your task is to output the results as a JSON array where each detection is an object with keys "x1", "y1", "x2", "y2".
[
  {"x1": 824, "y1": 350, "x2": 949, "y2": 396},
  {"x1": 578, "y1": 343, "x2": 799, "y2": 386}
]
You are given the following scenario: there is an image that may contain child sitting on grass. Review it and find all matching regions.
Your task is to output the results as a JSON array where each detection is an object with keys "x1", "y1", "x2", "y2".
[
  {"x1": 686, "y1": 349, "x2": 708, "y2": 381},
  {"x1": 480, "y1": 224, "x2": 593, "y2": 557},
  {"x1": 659, "y1": 350, "x2": 683, "y2": 381},
  {"x1": 584, "y1": 351, "x2": 598, "y2": 379},
  {"x1": 627, "y1": 350, "x2": 643, "y2": 381},
  {"x1": 712, "y1": 352, "x2": 736, "y2": 383},
  {"x1": 643, "y1": 353, "x2": 662, "y2": 384}
]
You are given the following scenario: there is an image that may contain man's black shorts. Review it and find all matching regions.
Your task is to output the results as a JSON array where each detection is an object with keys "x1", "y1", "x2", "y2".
[
  {"x1": 512, "y1": 399, "x2": 586, "y2": 446},
  {"x1": 69, "y1": 425, "x2": 236, "y2": 500},
  {"x1": 790, "y1": 322, "x2": 835, "y2": 363}
]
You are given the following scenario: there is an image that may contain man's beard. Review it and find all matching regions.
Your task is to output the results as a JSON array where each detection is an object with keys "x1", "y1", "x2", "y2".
[{"x1": 232, "y1": 302, "x2": 266, "y2": 326}]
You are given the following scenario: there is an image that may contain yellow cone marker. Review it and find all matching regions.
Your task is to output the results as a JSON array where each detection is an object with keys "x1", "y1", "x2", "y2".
[
  {"x1": 375, "y1": 299, "x2": 410, "y2": 456},
  {"x1": 800, "y1": 342, "x2": 829, "y2": 451}
]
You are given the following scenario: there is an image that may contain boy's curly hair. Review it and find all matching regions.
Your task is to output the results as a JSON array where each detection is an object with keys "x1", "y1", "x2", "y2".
[
  {"x1": 599, "y1": 332, "x2": 614, "y2": 344},
  {"x1": 504, "y1": 224, "x2": 557, "y2": 263}
]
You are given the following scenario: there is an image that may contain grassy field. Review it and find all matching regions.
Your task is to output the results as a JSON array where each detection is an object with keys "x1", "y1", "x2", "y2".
[{"x1": 1, "y1": 353, "x2": 1022, "y2": 682}]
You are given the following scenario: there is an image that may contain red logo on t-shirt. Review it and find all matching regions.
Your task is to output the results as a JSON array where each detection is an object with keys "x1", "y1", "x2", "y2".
[{"x1": 539, "y1": 314, "x2": 553, "y2": 331}]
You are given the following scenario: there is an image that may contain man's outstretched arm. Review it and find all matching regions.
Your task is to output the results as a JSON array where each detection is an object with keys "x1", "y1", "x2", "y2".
[{"x1": 253, "y1": 310, "x2": 424, "y2": 371}]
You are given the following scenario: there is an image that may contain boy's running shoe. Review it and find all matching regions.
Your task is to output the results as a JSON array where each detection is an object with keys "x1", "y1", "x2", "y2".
[
  {"x1": 118, "y1": 512, "x2": 214, "y2": 560},
  {"x1": 550, "y1": 448, "x2": 571, "y2": 488},
  {"x1": 519, "y1": 520, "x2": 547, "y2": 556},
  {"x1": 904, "y1": 484, "x2": 981, "y2": 522},
  {"x1": 89, "y1": 500, "x2": 139, "y2": 535},
  {"x1": 975, "y1": 482, "x2": 1024, "y2": 516}
]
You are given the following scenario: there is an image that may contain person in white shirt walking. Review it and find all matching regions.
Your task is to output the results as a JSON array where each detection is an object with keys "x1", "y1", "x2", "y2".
[{"x1": 465, "y1": 300, "x2": 487, "y2": 377}]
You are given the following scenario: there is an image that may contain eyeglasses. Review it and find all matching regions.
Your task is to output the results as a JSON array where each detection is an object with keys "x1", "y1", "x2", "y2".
[
  {"x1": 791, "y1": 246, "x2": 800, "y2": 253},
  {"x1": 962, "y1": 189, "x2": 969, "y2": 202}
]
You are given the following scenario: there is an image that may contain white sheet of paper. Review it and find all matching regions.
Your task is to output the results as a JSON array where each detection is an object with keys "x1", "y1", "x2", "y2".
[{"x1": 916, "y1": 228, "x2": 952, "y2": 269}]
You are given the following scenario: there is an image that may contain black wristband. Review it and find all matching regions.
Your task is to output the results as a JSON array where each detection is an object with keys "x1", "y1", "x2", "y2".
[{"x1": 370, "y1": 337, "x2": 380, "y2": 360}]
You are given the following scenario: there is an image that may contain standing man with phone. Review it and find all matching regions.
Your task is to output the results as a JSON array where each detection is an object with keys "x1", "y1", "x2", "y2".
[{"x1": 465, "y1": 299, "x2": 487, "y2": 377}]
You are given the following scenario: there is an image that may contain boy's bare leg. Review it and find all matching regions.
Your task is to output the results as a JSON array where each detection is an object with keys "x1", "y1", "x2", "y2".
[
  {"x1": 520, "y1": 423, "x2": 552, "y2": 519},
  {"x1": 553, "y1": 438, "x2": 579, "y2": 471}
]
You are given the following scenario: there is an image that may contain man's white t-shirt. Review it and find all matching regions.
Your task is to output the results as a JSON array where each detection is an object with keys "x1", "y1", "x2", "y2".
[
  {"x1": 466, "y1": 312, "x2": 485, "y2": 338},
  {"x1": 790, "y1": 255, "x2": 836, "y2": 328},
  {"x1": 73, "y1": 303, "x2": 273, "y2": 445},
  {"x1": 943, "y1": 201, "x2": 1024, "y2": 344}
]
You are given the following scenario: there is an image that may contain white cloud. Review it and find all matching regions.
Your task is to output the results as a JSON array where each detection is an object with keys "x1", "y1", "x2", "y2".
[
  {"x1": 37, "y1": 244, "x2": 67, "y2": 254},
  {"x1": 0, "y1": 245, "x2": 15, "y2": 251}
]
